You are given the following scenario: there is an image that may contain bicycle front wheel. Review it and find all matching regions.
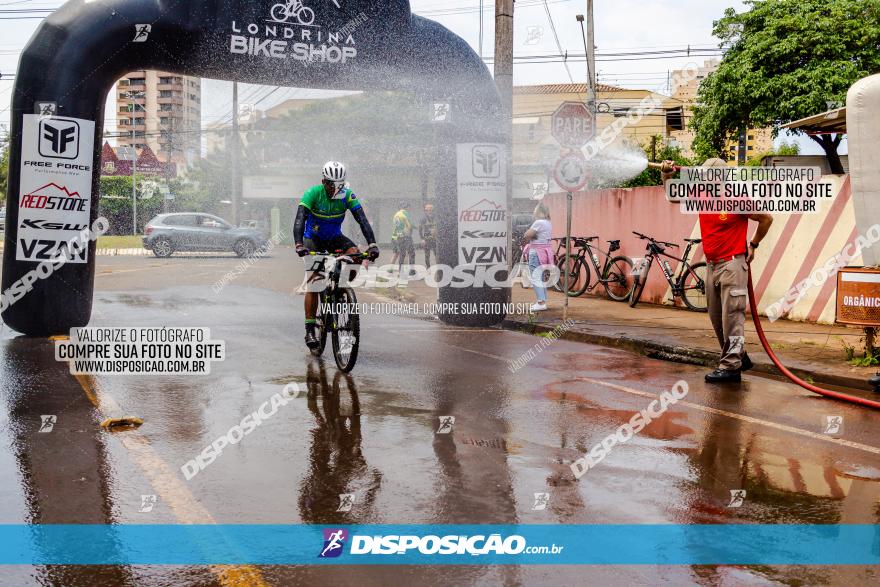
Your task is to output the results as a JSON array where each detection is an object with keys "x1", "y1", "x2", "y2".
[
  {"x1": 680, "y1": 262, "x2": 709, "y2": 312},
  {"x1": 555, "y1": 255, "x2": 590, "y2": 297},
  {"x1": 331, "y1": 287, "x2": 361, "y2": 372},
  {"x1": 628, "y1": 258, "x2": 651, "y2": 308},
  {"x1": 310, "y1": 294, "x2": 329, "y2": 356},
  {"x1": 603, "y1": 256, "x2": 635, "y2": 302}
]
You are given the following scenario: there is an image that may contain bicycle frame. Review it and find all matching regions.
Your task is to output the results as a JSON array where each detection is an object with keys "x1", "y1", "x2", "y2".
[
  {"x1": 553, "y1": 237, "x2": 620, "y2": 290},
  {"x1": 636, "y1": 240, "x2": 699, "y2": 292}
]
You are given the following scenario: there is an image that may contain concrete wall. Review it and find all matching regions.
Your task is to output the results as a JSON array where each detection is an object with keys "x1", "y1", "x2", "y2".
[{"x1": 543, "y1": 174, "x2": 859, "y2": 324}]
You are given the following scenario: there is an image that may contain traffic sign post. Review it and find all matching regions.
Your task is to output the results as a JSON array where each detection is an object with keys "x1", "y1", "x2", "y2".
[
  {"x1": 551, "y1": 102, "x2": 594, "y2": 320},
  {"x1": 552, "y1": 152, "x2": 590, "y2": 320}
]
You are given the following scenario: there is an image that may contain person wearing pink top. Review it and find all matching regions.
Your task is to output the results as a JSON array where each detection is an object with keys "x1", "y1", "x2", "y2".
[{"x1": 521, "y1": 203, "x2": 555, "y2": 312}]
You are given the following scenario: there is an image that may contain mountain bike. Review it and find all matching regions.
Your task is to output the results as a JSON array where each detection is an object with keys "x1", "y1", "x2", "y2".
[
  {"x1": 306, "y1": 251, "x2": 370, "y2": 372},
  {"x1": 628, "y1": 232, "x2": 707, "y2": 312},
  {"x1": 271, "y1": 0, "x2": 315, "y2": 26},
  {"x1": 551, "y1": 236, "x2": 635, "y2": 301}
]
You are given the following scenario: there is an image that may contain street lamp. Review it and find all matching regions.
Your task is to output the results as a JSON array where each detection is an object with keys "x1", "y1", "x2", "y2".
[{"x1": 123, "y1": 90, "x2": 146, "y2": 235}]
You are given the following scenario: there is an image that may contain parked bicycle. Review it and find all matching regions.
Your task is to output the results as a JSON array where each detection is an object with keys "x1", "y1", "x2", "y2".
[
  {"x1": 551, "y1": 236, "x2": 635, "y2": 301},
  {"x1": 306, "y1": 250, "x2": 370, "y2": 372},
  {"x1": 628, "y1": 232, "x2": 707, "y2": 312}
]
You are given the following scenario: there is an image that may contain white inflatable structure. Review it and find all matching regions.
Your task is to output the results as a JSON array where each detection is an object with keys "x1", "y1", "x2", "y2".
[{"x1": 848, "y1": 74, "x2": 880, "y2": 266}]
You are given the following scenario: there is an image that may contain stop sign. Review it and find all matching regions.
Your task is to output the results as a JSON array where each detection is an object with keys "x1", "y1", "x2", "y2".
[{"x1": 551, "y1": 102, "x2": 595, "y2": 148}]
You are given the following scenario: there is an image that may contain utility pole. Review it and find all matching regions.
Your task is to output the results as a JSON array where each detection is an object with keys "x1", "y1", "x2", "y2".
[
  {"x1": 587, "y1": 0, "x2": 596, "y2": 105},
  {"x1": 231, "y1": 81, "x2": 241, "y2": 226},
  {"x1": 495, "y1": 0, "x2": 514, "y2": 298}
]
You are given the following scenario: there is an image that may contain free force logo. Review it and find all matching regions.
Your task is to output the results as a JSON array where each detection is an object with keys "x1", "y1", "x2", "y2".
[
  {"x1": 319, "y1": 528, "x2": 349, "y2": 558},
  {"x1": 472, "y1": 145, "x2": 500, "y2": 179},
  {"x1": 39, "y1": 118, "x2": 80, "y2": 160}
]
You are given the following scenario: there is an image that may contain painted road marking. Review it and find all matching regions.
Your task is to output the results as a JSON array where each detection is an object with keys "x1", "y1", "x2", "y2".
[
  {"x1": 394, "y1": 328, "x2": 880, "y2": 457},
  {"x1": 70, "y1": 373, "x2": 269, "y2": 586}
]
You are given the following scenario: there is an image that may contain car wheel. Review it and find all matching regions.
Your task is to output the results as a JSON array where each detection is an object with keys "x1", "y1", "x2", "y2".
[
  {"x1": 234, "y1": 238, "x2": 256, "y2": 258},
  {"x1": 152, "y1": 237, "x2": 174, "y2": 258}
]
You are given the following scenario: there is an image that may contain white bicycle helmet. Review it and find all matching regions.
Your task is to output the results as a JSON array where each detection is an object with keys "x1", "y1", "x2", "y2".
[{"x1": 322, "y1": 161, "x2": 347, "y2": 182}]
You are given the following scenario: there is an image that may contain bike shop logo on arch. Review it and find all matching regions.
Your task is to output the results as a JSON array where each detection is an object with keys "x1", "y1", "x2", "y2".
[{"x1": 230, "y1": 0, "x2": 358, "y2": 64}]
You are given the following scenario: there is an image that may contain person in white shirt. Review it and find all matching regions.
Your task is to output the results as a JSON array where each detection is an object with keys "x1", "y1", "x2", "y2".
[{"x1": 521, "y1": 203, "x2": 554, "y2": 312}]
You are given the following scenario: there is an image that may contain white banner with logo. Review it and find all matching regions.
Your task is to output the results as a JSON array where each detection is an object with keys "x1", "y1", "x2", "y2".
[
  {"x1": 17, "y1": 115, "x2": 95, "y2": 263},
  {"x1": 457, "y1": 143, "x2": 508, "y2": 266}
]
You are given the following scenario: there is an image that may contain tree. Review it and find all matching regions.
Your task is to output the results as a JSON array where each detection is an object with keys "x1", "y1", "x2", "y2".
[{"x1": 691, "y1": 0, "x2": 880, "y2": 173}]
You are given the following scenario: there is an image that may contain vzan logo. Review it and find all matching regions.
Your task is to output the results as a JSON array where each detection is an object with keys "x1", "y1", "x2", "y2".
[
  {"x1": 230, "y1": 0, "x2": 357, "y2": 64},
  {"x1": 39, "y1": 118, "x2": 80, "y2": 160}
]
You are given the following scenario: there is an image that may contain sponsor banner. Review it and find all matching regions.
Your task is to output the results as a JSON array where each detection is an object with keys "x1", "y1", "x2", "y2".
[
  {"x1": 0, "y1": 525, "x2": 877, "y2": 565},
  {"x1": 457, "y1": 143, "x2": 508, "y2": 266},
  {"x1": 18, "y1": 114, "x2": 95, "y2": 264},
  {"x1": 229, "y1": 1, "x2": 358, "y2": 64}
]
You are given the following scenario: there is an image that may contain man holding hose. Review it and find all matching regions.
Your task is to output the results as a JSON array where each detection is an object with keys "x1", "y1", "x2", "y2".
[{"x1": 661, "y1": 158, "x2": 773, "y2": 383}]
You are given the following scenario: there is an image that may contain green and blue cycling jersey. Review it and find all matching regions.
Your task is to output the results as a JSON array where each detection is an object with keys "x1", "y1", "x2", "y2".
[{"x1": 300, "y1": 184, "x2": 361, "y2": 240}]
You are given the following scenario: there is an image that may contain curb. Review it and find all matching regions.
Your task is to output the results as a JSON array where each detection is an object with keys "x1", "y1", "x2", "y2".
[{"x1": 500, "y1": 318, "x2": 874, "y2": 394}]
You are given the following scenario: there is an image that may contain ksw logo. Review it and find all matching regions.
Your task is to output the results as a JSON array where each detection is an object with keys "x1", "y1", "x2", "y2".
[
  {"x1": 472, "y1": 145, "x2": 500, "y2": 178},
  {"x1": 319, "y1": 528, "x2": 348, "y2": 558},
  {"x1": 461, "y1": 230, "x2": 507, "y2": 239},
  {"x1": 20, "y1": 219, "x2": 88, "y2": 231},
  {"x1": 39, "y1": 118, "x2": 80, "y2": 159}
]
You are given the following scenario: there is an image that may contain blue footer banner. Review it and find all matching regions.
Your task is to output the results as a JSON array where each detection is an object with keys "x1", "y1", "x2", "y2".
[{"x1": 0, "y1": 525, "x2": 878, "y2": 565}]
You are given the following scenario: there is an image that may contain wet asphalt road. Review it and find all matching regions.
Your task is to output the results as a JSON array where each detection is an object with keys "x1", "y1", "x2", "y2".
[{"x1": 1, "y1": 251, "x2": 880, "y2": 586}]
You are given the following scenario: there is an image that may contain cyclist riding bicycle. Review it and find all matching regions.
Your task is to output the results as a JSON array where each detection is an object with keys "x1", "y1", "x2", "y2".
[{"x1": 294, "y1": 161, "x2": 380, "y2": 350}]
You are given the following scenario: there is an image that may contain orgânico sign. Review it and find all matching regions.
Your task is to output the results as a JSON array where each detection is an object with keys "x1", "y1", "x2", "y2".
[{"x1": 551, "y1": 102, "x2": 595, "y2": 149}]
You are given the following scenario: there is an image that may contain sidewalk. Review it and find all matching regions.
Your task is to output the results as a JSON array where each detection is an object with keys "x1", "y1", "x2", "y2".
[{"x1": 384, "y1": 279, "x2": 877, "y2": 392}]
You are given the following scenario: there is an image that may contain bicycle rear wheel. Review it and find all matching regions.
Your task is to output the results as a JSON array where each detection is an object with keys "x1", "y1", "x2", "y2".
[
  {"x1": 555, "y1": 255, "x2": 590, "y2": 297},
  {"x1": 628, "y1": 258, "x2": 652, "y2": 308},
  {"x1": 603, "y1": 256, "x2": 635, "y2": 302},
  {"x1": 331, "y1": 287, "x2": 361, "y2": 372},
  {"x1": 680, "y1": 262, "x2": 709, "y2": 312}
]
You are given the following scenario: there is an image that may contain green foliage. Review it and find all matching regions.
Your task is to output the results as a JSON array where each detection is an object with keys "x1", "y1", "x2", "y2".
[
  {"x1": 745, "y1": 140, "x2": 801, "y2": 166},
  {"x1": 691, "y1": 0, "x2": 880, "y2": 170},
  {"x1": 98, "y1": 175, "x2": 163, "y2": 235}
]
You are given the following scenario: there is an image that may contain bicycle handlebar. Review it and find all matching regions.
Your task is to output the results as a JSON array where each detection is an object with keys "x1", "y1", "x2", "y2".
[{"x1": 631, "y1": 231, "x2": 679, "y2": 249}]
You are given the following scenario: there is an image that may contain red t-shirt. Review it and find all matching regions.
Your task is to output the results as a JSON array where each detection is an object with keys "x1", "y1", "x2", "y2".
[{"x1": 699, "y1": 213, "x2": 748, "y2": 261}]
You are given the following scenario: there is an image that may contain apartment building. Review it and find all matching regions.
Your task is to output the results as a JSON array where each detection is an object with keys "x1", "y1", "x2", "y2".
[
  {"x1": 115, "y1": 71, "x2": 202, "y2": 170},
  {"x1": 669, "y1": 59, "x2": 773, "y2": 163}
]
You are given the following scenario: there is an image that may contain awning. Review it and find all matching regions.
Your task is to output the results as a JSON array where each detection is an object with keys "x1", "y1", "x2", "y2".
[{"x1": 781, "y1": 108, "x2": 847, "y2": 134}]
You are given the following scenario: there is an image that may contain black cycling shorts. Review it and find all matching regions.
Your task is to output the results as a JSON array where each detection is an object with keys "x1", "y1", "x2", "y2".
[
  {"x1": 303, "y1": 235, "x2": 357, "y2": 254},
  {"x1": 303, "y1": 235, "x2": 358, "y2": 277}
]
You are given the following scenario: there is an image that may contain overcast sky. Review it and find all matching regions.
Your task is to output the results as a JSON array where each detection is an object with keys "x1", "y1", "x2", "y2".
[{"x1": 0, "y1": 0, "x2": 826, "y2": 154}]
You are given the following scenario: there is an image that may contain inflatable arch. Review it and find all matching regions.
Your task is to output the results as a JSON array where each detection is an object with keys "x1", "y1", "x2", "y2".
[{"x1": 2, "y1": 0, "x2": 509, "y2": 336}]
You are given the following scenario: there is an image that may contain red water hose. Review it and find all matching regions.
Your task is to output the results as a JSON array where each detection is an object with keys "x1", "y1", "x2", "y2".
[{"x1": 748, "y1": 271, "x2": 880, "y2": 409}]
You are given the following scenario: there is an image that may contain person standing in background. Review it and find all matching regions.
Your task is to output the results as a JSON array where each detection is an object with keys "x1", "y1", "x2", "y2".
[
  {"x1": 419, "y1": 202, "x2": 437, "y2": 267},
  {"x1": 392, "y1": 201, "x2": 416, "y2": 272},
  {"x1": 522, "y1": 202, "x2": 554, "y2": 313}
]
